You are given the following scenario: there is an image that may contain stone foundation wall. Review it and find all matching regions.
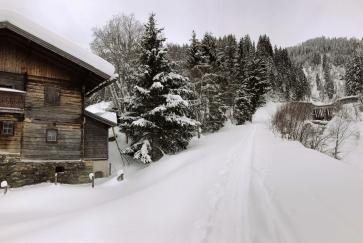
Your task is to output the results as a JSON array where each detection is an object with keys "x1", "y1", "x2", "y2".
[{"x1": 0, "y1": 154, "x2": 93, "y2": 187}]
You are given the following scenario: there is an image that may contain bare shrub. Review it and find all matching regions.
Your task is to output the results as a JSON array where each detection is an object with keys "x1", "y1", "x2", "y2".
[
  {"x1": 271, "y1": 102, "x2": 313, "y2": 143},
  {"x1": 272, "y1": 102, "x2": 360, "y2": 160}
]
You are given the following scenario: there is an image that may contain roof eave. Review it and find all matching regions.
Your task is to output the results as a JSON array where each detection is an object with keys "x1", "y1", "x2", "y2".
[
  {"x1": 0, "y1": 21, "x2": 111, "y2": 80},
  {"x1": 84, "y1": 110, "x2": 117, "y2": 127}
]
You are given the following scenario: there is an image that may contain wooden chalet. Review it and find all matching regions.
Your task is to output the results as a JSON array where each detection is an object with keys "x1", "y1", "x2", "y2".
[{"x1": 0, "y1": 10, "x2": 116, "y2": 187}]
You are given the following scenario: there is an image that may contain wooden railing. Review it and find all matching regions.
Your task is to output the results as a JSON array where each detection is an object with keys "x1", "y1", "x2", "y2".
[{"x1": 0, "y1": 90, "x2": 25, "y2": 109}]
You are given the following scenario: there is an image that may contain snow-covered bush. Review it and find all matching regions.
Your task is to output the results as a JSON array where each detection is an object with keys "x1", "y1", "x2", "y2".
[{"x1": 324, "y1": 104, "x2": 360, "y2": 159}]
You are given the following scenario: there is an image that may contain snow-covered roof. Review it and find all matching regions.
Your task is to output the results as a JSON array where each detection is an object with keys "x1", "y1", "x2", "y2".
[
  {"x1": 0, "y1": 87, "x2": 25, "y2": 94},
  {"x1": 85, "y1": 101, "x2": 117, "y2": 126},
  {"x1": 0, "y1": 9, "x2": 115, "y2": 79}
]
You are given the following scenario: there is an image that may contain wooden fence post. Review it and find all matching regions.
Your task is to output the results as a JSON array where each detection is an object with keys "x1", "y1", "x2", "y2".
[
  {"x1": 1, "y1": 181, "x2": 8, "y2": 195},
  {"x1": 54, "y1": 173, "x2": 58, "y2": 185},
  {"x1": 89, "y1": 173, "x2": 95, "y2": 188},
  {"x1": 117, "y1": 170, "x2": 124, "y2": 181}
]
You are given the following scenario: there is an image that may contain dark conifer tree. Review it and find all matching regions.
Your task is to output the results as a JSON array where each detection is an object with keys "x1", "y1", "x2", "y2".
[
  {"x1": 322, "y1": 54, "x2": 334, "y2": 99},
  {"x1": 120, "y1": 14, "x2": 197, "y2": 163},
  {"x1": 187, "y1": 31, "x2": 202, "y2": 69},
  {"x1": 257, "y1": 35, "x2": 274, "y2": 58},
  {"x1": 292, "y1": 66, "x2": 311, "y2": 101},
  {"x1": 244, "y1": 56, "x2": 270, "y2": 111},
  {"x1": 218, "y1": 34, "x2": 238, "y2": 107},
  {"x1": 345, "y1": 52, "x2": 363, "y2": 95},
  {"x1": 201, "y1": 33, "x2": 217, "y2": 64},
  {"x1": 233, "y1": 83, "x2": 253, "y2": 125},
  {"x1": 198, "y1": 32, "x2": 227, "y2": 132}
]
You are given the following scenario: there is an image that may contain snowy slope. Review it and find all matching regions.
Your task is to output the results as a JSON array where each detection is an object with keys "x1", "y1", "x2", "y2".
[
  {"x1": 303, "y1": 64, "x2": 345, "y2": 101},
  {"x1": 342, "y1": 112, "x2": 363, "y2": 170},
  {"x1": 1, "y1": 105, "x2": 363, "y2": 242}
]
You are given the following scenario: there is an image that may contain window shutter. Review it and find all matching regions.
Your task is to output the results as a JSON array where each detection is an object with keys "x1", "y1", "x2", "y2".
[{"x1": 44, "y1": 86, "x2": 60, "y2": 105}]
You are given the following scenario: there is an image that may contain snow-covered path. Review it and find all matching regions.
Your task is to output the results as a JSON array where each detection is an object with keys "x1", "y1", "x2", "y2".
[{"x1": 2, "y1": 106, "x2": 363, "y2": 242}]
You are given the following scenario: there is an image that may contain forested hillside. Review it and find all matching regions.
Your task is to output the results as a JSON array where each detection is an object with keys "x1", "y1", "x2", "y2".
[
  {"x1": 90, "y1": 14, "x2": 312, "y2": 162},
  {"x1": 288, "y1": 37, "x2": 363, "y2": 101},
  {"x1": 89, "y1": 14, "x2": 363, "y2": 163}
]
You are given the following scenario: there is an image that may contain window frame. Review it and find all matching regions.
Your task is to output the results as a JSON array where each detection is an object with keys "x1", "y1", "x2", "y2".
[
  {"x1": 46, "y1": 129, "x2": 58, "y2": 143},
  {"x1": 44, "y1": 86, "x2": 60, "y2": 106},
  {"x1": 1, "y1": 121, "x2": 15, "y2": 136}
]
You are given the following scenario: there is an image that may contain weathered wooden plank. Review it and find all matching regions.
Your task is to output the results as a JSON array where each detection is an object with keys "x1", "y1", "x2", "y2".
[{"x1": 84, "y1": 117, "x2": 108, "y2": 159}]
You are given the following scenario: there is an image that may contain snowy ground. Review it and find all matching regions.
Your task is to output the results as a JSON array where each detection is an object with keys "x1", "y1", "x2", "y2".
[
  {"x1": 342, "y1": 111, "x2": 363, "y2": 170},
  {"x1": 1, "y1": 104, "x2": 363, "y2": 243}
]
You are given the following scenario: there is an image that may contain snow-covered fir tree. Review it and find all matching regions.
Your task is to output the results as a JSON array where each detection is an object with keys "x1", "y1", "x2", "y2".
[
  {"x1": 257, "y1": 35, "x2": 276, "y2": 96},
  {"x1": 217, "y1": 34, "x2": 238, "y2": 108},
  {"x1": 233, "y1": 83, "x2": 253, "y2": 125},
  {"x1": 120, "y1": 14, "x2": 198, "y2": 163},
  {"x1": 272, "y1": 47, "x2": 310, "y2": 101},
  {"x1": 185, "y1": 32, "x2": 227, "y2": 133},
  {"x1": 323, "y1": 54, "x2": 335, "y2": 99},
  {"x1": 198, "y1": 33, "x2": 227, "y2": 132},
  {"x1": 292, "y1": 65, "x2": 311, "y2": 101},
  {"x1": 187, "y1": 31, "x2": 203, "y2": 69},
  {"x1": 257, "y1": 35, "x2": 274, "y2": 58},
  {"x1": 244, "y1": 56, "x2": 270, "y2": 110},
  {"x1": 200, "y1": 73, "x2": 227, "y2": 132},
  {"x1": 232, "y1": 36, "x2": 255, "y2": 124},
  {"x1": 345, "y1": 52, "x2": 363, "y2": 96},
  {"x1": 201, "y1": 33, "x2": 218, "y2": 64}
]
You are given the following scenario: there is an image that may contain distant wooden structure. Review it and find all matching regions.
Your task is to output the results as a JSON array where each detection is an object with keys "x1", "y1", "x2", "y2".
[
  {"x1": 311, "y1": 96, "x2": 360, "y2": 121},
  {"x1": 312, "y1": 104, "x2": 337, "y2": 120},
  {"x1": 0, "y1": 11, "x2": 116, "y2": 187}
]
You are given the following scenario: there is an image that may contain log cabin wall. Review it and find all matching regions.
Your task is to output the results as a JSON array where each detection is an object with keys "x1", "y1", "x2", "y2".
[
  {"x1": 0, "y1": 71, "x2": 24, "y2": 90},
  {"x1": 22, "y1": 77, "x2": 82, "y2": 160},
  {"x1": 84, "y1": 117, "x2": 108, "y2": 160},
  {"x1": 0, "y1": 30, "x2": 86, "y2": 160},
  {"x1": 0, "y1": 113, "x2": 22, "y2": 154}
]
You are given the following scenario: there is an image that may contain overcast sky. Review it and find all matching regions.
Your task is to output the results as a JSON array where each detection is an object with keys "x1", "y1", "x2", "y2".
[{"x1": 1, "y1": 0, "x2": 363, "y2": 50}]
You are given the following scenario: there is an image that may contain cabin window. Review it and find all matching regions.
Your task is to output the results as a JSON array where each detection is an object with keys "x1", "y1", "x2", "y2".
[
  {"x1": 46, "y1": 129, "x2": 58, "y2": 143},
  {"x1": 0, "y1": 84, "x2": 14, "y2": 89},
  {"x1": 44, "y1": 86, "x2": 60, "y2": 105},
  {"x1": 1, "y1": 121, "x2": 14, "y2": 136},
  {"x1": 94, "y1": 171, "x2": 104, "y2": 178}
]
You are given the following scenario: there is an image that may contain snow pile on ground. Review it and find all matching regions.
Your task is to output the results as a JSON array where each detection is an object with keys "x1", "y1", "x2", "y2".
[
  {"x1": 2, "y1": 104, "x2": 363, "y2": 242},
  {"x1": 86, "y1": 101, "x2": 117, "y2": 124}
]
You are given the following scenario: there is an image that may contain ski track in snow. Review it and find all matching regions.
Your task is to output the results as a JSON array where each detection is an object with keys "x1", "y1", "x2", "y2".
[{"x1": 194, "y1": 124, "x2": 299, "y2": 243}]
